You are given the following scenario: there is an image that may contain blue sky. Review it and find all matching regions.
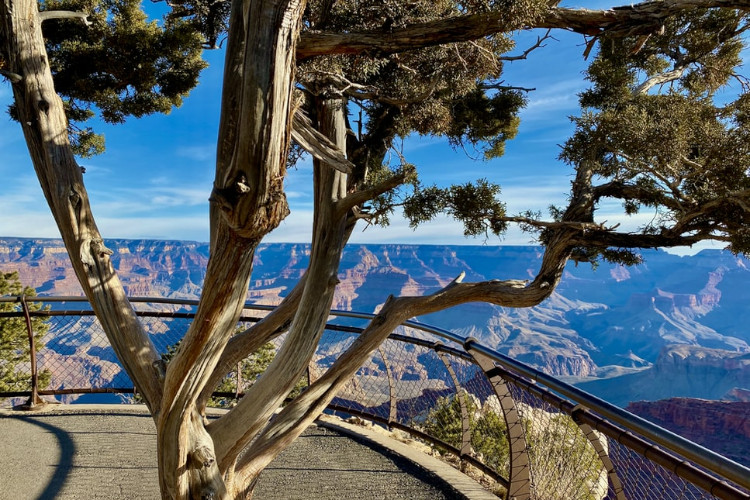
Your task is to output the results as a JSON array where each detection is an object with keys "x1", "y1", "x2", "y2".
[{"x1": 0, "y1": 8, "x2": 726, "y2": 253}]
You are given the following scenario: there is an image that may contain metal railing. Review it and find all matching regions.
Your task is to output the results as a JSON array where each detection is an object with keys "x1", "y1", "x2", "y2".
[{"x1": 1, "y1": 295, "x2": 749, "y2": 500}]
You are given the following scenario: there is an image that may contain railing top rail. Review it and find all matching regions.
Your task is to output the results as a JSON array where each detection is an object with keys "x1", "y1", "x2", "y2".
[{"x1": 1, "y1": 294, "x2": 468, "y2": 340}]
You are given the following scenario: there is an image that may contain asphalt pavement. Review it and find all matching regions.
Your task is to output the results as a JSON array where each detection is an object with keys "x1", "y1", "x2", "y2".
[{"x1": 0, "y1": 405, "x2": 495, "y2": 500}]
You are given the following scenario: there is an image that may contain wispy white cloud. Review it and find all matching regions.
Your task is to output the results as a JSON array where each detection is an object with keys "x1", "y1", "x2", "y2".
[
  {"x1": 262, "y1": 209, "x2": 313, "y2": 243},
  {"x1": 96, "y1": 215, "x2": 210, "y2": 242},
  {"x1": 175, "y1": 145, "x2": 215, "y2": 162},
  {"x1": 0, "y1": 212, "x2": 59, "y2": 239},
  {"x1": 0, "y1": 174, "x2": 43, "y2": 205},
  {"x1": 285, "y1": 190, "x2": 310, "y2": 200},
  {"x1": 88, "y1": 186, "x2": 210, "y2": 216},
  {"x1": 0, "y1": 119, "x2": 29, "y2": 152},
  {"x1": 0, "y1": 173, "x2": 63, "y2": 238},
  {"x1": 520, "y1": 78, "x2": 585, "y2": 121},
  {"x1": 501, "y1": 183, "x2": 570, "y2": 215},
  {"x1": 0, "y1": 172, "x2": 213, "y2": 240},
  {"x1": 77, "y1": 161, "x2": 112, "y2": 176},
  {"x1": 344, "y1": 214, "x2": 537, "y2": 246}
]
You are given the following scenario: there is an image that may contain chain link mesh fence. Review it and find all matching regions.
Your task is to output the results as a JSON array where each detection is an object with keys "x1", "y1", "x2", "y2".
[{"x1": 1, "y1": 298, "x2": 748, "y2": 500}]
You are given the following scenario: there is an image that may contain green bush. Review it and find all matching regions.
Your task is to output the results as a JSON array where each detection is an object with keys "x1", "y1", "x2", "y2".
[
  {"x1": 0, "y1": 272, "x2": 51, "y2": 396},
  {"x1": 159, "y1": 337, "x2": 306, "y2": 408},
  {"x1": 420, "y1": 392, "x2": 607, "y2": 500}
]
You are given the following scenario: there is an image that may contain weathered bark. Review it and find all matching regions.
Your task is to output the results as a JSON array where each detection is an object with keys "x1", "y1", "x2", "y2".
[
  {"x1": 195, "y1": 274, "x2": 307, "y2": 411},
  {"x1": 208, "y1": 94, "x2": 352, "y2": 480},
  {"x1": 8, "y1": 0, "x2": 747, "y2": 497},
  {"x1": 227, "y1": 218, "x2": 586, "y2": 480},
  {"x1": 155, "y1": 0, "x2": 304, "y2": 498},
  {"x1": 0, "y1": 0, "x2": 163, "y2": 412}
]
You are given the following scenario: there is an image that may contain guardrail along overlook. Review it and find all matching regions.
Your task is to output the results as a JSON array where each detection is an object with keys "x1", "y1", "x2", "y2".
[{"x1": 1, "y1": 296, "x2": 749, "y2": 500}]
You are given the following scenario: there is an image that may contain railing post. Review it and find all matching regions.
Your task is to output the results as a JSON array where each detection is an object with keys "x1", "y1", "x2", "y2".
[
  {"x1": 307, "y1": 360, "x2": 316, "y2": 386},
  {"x1": 19, "y1": 295, "x2": 45, "y2": 410},
  {"x1": 377, "y1": 346, "x2": 397, "y2": 426},
  {"x1": 435, "y1": 344, "x2": 472, "y2": 458},
  {"x1": 465, "y1": 339, "x2": 531, "y2": 500},
  {"x1": 571, "y1": 407, "x2": 628, "y2": 500}
]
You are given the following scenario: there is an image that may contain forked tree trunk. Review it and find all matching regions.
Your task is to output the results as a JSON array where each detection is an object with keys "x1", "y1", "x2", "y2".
[
  {"x1": 156, "y1": 0, "x2": 304, "y2": 498},
  {"x1": 208, "y1": 95, "x2": 353, "y2": 494},
  {"x1": 5, "y1": 0, "x2": 688, "y2": 497}
]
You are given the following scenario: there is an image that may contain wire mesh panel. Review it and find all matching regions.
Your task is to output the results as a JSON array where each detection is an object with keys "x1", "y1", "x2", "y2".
[
  {"x1": 389, "y1": 341, "x2": 453, "y2": 426},
  {"x1": 446, "y1": 352, "x2": 512, "y2": 485},
  {"x1": 604, "y1": 431, "x2": 718, "y2": 500},
  {"x1": 504, "y1": 380, "x2": 609, "y2": 500},
  {"x1": 2, "y1": 306, "x2": 199, "y2": 405},
  {"x1": 39, "y1": 315, "x2": 133, "y2": 397}
]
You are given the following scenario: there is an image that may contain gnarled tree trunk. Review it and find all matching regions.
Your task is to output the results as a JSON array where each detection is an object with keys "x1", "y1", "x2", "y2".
[
  {"x1": 155, "y1": 0, "x2": 303, "y2": 498},
  {"x1": 0, "y1": 0, "x2": 163, "y2": 411}
]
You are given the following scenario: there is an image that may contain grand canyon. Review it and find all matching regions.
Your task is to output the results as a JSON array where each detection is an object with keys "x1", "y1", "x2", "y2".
[{"x1": 1, "y1": 237, "x2": 749, "y2": 462}]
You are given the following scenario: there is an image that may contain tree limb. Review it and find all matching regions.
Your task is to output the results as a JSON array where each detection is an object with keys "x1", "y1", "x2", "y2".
[
  {"x1": 38, "y1": 10, "x2": 92, "y2": 25},
  {"x1": 297, "y1": 0, "x2": 750, "y2": 60},
  {"x1": 230, "y1": 257, "x2": 568, "y2": 482},
  {"x1": 0, "y1": 69, "x2": 23, "y2": 83},
  {"x1": 157, "y1": 0, "x2": 305, "y2": 496},
  {"x1": 195, "y1": 274, "x2": 307, "y2": 411},
  {"x1": 335, "y1": 166, "x2": 413, "y2": 217},
  {"x1": 1, "y1": 0, "x2": 163, "y2": 416},
  {"x1": 308, "y1": 70, "x2": 437, "y2": 106},
  {"x1": 634, "y1": 66, "x2": 688, "y2": 94},
  {"x1": 499, "y1": 29, "x2": 553, "y2": 61},
  {"x1": 208, "y1": 95, "x2": 354, "y2": 474},
  {"x1": 495, "y1": 216, "x2": 619, "y2": 232},
  {"x1": 592, "y1": 180, "x2": 685, "y2": 212},
  {"x1": 291, "y1": 109, "x2": 353, "y2": 173}
]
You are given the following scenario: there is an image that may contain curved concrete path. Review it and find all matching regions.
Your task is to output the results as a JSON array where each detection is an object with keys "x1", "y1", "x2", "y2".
[{"x1": 0, "y1": 405, "x2": 496, "y2": 500}]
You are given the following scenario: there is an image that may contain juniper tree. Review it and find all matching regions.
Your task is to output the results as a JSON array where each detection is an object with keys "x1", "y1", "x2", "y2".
[
  {"x1": 2, "y1": 0, "x2": 750, "y2": 498},
  {"x1": 0, "y1": 272, "x2": 50, "y2": 395}
]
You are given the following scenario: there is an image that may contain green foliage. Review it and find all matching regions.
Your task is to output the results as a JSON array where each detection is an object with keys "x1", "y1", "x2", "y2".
[
  {"x1": 159, "y1": 337, "x2": 306, "y2": 408},
  {"x1": 420, "y1": 393, "x2": 606, "y2": 499},
  {"x1": 30, "y1": 0, "x2": 207, "y2": 156},
  {"x1": 0, "y1": 272, "x2": 51, "y2": 395},
  {"x1": 445, "y1": 88, "x2": 524, "y2": 159},
  {"x1": 158, "y1": 0, "x2": 229, "y2": 49},
  {"x1": 568, "y1": 247, "x2": 643, "y2": 268},
  {"x1": 210, "y1": 341, "x2": 275, "y2": 408},
  {"x1": 420, "y1": 391, "x2": 510, "y2": 473},
  {"x1": 403, "y1": 179, "x2": 507, "y2": 236},
  {"x1": 559, "y1": 8, "x2": 750, "y2": 259},
  {"x1": 294, "y1": 0, "x2": 548, "y2": 236},
  {"x1": 28, "y1": 0, "x2": 546, "y2": 236},
  {"x1": 525, "y1": 411, "x2": 606, "y2": 500}
]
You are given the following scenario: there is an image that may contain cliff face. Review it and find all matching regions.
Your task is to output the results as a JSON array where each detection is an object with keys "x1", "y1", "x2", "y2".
[
  {"x1": 627, "y1": 398, "x2": 750, "y2": 466},
  {"x1": 0, "y1": 238, "x2": 211, "y2": 298},
  {"x1": 2, "y1": 238, "x2": 750, "y2": 382},
  {"x1": 578, "y1": 346, "x2": 750, "y2": 407}
]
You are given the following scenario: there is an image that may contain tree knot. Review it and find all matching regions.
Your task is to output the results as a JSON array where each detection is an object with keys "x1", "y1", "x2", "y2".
[
  {"x1": 37, "y1": 99, "x2": 50, "y2": 115},
  {"x1": 189, "y1": 446, "x2": 216, "y2": 469},
  {"x1": 91, "y1": 239, "x2": 114, "y2": 258}
]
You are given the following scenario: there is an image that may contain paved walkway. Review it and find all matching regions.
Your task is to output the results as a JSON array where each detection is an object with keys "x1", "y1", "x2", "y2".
[{"x1": 0, "y1": 405, "x2": 495, "y2": 500}]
